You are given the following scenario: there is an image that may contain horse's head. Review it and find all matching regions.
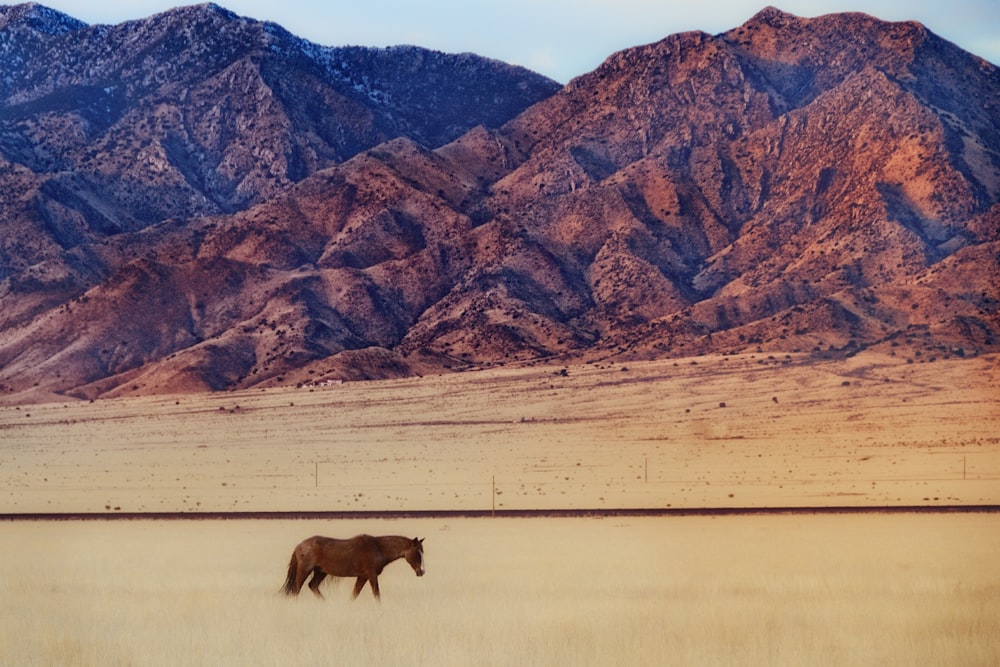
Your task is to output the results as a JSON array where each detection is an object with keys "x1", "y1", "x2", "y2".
[{"x1": 405, "y1": 537, "x2": 425, "y2": 576}]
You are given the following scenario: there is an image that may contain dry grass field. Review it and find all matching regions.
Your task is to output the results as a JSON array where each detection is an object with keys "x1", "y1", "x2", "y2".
[
  {"x1": 1, "y1": 351, "x2": 998, "y2": 665},
  {"x1": 1, "y1": 515, "x2": 998, "y2": 666},
  {"x1": 1, "y1": 352, "x2": 998, "y2": 513}
]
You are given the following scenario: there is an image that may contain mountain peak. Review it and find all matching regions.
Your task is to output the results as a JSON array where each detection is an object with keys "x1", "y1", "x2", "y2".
[
  {"x1": 738, "y1": 4, "x2": 930, "y2": 42},
  {"x1": 138, "y1": 2, "x2": 248, "y2": 33},
  {"x1": 748, "y1": 6, "x2": 798, "y2": 24},
  {"x1": 0, "y1": 2, "x2": 86, "y2": 34},
  {"x1": 164, "y1": 2, "x2": 239, "y2": 21}
]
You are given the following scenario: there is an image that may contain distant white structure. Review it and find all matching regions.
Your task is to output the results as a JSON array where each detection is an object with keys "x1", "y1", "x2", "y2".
[{"x1": 304, "y1": 379, "x2": 343, "y2": 389}]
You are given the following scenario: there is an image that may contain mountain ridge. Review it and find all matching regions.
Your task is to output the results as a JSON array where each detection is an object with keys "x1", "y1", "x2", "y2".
[
  {"x1": 0, "y1": 4, "x2": 997, "y2": 402},
  {"x1": 0, "y1": 2, "x2": 559, "y2": 328}
]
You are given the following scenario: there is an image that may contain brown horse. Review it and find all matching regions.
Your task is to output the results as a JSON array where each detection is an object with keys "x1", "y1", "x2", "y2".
[{"x1": 282, "y1": 534, "x2": 425, "y2": 600}]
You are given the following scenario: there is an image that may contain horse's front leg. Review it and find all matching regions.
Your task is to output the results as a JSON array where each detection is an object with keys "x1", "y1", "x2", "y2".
[
  {"x1": 369, "y1": 575, "x2": 380, "y2": 601},
  {"x1": 351, "y1": 576, "x2": 367, "y2": 599}
]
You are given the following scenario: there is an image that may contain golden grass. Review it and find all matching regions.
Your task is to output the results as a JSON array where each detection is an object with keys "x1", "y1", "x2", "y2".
[
  {"x1": 1, "y1": 352, "x2": 998, "y2": 513},
  {"x1": 1, "y1": 515, "x2": 998, "y2": 666}
]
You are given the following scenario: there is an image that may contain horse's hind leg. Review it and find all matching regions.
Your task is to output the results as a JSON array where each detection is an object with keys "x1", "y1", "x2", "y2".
[
  {"x1": 291, "y1": 561, "x2": 312, "y2": 595},
  {"x1": 308, "y1": 569, "x2": 327, "y2": 599}
]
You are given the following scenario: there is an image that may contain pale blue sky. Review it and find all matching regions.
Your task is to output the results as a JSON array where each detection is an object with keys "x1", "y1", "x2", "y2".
[{"x1": 33, "y1": 1, "x2": 1000, "y2": 82}]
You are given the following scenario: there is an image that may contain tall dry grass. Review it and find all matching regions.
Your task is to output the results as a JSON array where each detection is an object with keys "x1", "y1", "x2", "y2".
[{"x1": 1, "y1": 514, "x2": 998, "y2": 666}]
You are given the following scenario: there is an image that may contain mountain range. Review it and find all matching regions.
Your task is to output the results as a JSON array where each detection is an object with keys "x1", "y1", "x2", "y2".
[{"x1": 0, "y1": 3, "x2": 997, "y2": 401}]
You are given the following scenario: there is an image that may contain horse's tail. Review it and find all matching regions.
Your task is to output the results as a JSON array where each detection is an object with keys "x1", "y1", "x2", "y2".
[{"x1": 281, "y1": 551, "x2": 299, "y2": 596}]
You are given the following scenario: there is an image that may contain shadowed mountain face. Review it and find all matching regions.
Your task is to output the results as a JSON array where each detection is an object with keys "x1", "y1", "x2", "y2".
[
  {"x1": 0, "y1": 4, "x2": 559, "y2": 303},
  {"x1": 0, "y1": 4, "x2": 997, "y2": 401}
]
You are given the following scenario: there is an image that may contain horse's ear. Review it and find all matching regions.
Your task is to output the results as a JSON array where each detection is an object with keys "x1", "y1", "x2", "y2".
[{"x1": 416, "y1": 537, "x2": 424, "y2": 545}]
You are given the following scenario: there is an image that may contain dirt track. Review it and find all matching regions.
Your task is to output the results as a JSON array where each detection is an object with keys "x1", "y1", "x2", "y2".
[{"x1": 3, "y1": 505, "x2": 999, "y2": 522}]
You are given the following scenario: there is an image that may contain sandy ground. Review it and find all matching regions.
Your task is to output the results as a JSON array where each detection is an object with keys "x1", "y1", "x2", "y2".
[{"x1": 1, "y1": 351, "x2": 998, "y2": 513}]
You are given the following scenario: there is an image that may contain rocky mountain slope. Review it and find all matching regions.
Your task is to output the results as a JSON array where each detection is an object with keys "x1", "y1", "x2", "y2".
[
  {"x1": 0, "y1": 5, "x2": 997, "y2": 401},
  {"x1": 0, "y1": 3, "x2": 559, "y2": 315}
]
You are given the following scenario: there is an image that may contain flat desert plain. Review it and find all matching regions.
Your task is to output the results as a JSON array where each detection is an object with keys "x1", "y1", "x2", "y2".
[
  {"x1": 1, "y1": 352, "x2": 997, "y2": 513},
  {"x1": 1, "y1": 352, "x2": 998, "y2": 665}
]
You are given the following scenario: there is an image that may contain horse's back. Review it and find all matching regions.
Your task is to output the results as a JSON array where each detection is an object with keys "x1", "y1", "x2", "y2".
[
  {"x1": 299, "y1": 533, "x2": 371, "y2": 545},
  {"x1": 296, "y1": 534, "x2": 352, "y2": 550},
  {"x1": 301, "y1": 534, "x2": 373, "y2": 577}
]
